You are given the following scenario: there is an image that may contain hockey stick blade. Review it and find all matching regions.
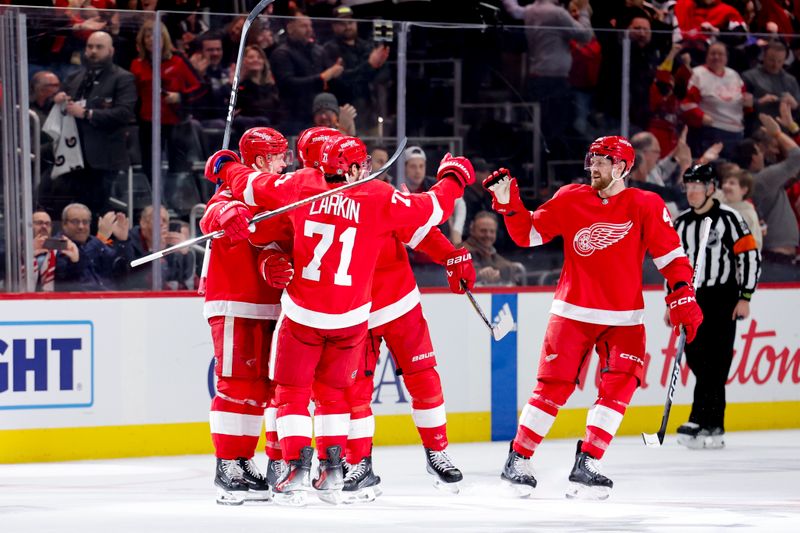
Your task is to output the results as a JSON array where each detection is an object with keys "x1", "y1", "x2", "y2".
[
  {"x1": 131, "y1": 138, "x2": 408, "y2": 268},
  {"x1": 641, "y1": 216, "x2": 711, "y2": 448},
  {"x1": 461, "y1": 282, "x2": 515, "y2": 341}
]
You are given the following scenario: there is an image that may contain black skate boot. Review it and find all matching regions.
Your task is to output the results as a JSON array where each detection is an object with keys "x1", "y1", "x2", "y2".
[
  {"x1": 425, "y1": 448, "x2": 463, "y2": 493},
  {"x1": 236, "y1": 457, "x2": 271, "y2": 502},
  {"x1": 342, "y1": 456, "x2": 382, "y2": 504},
  {"x1": 314, "y1": 445, "x2": 345, "y2": 505},
  {"x1": 500, "y1": 441, "x2": 537, "y2": 498},
  {"x1": 676, "y1": 422, "x2": 702, "y2": 448},
  {"x1": 266, "y1": 458, "x2": 287, "y2": 488},
  {"x1": 214, "y1": 458, "x2": 250, "y2": 505},
  {"x1": 678, "y1": 423, "x2": 725, "y2": 450},
  {"x1": 273, "y1": 446, "x2": 313, "y2": 507},
  {"x1": 566, "y1": 440, "x2": 613, "y2": 500}
]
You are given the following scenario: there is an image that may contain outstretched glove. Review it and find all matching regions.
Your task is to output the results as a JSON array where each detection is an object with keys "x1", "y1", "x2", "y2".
[
  {"x1": 444, "y1": 248, "x2": 476, "y2": 294},
  {"x1": 258, "y1": 248, "x2": 294, "y2": 289},
  {"x1": 437, "y1": 153, "x2": 475, "y2": 188},
  {"x1": 215, "y1": 200, "x2": 252, "y2": 245},
  {"x1": 665, "y1": 284, "x2": 704, "y2": 343},
  {"x1": 204, "y1": 149, "x2": 240, "y2": 182},
  {"x1": 482, "y1": 168, "x2": 526, "y2": 215}
]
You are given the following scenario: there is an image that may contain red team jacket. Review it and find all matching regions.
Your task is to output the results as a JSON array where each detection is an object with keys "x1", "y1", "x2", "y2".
[
  {"x1": 220, "y1": 164, "x2": 463, "y2": 329},
  {"x1": 505, "y1": 184, "x2": 693, "y2": 326}
]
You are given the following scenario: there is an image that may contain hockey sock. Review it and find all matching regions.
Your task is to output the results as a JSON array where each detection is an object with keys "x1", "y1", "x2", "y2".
[
  {"x1": 345, "y1": 374, "x2": 376, "y2": 463},
  {"x1": 404, "y1": 368, "x2": 448, "y2": 451},
  {"x1": 264, "y1": 381, "x2": 282, "y2": 461},
  {"x1": 582, "y1": 372, "x2": 638, "y2": 459},
  {"x1": 275, "y1": 385, "x2": 313, "y2": 461},
  {"x1": 513, "y1": 379, "x2": 574, "y2": 457},
  {"x1": 210, "y1": 395, "x2": 265, "y2": 460},
  {"x1": 313, "y1": 381, "x2": 350, "y2": 460}
]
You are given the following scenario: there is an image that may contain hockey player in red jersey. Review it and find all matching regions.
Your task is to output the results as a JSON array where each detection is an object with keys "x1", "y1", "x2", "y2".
[
  {"x1": 260, "y1": 132, "x2": 477, "y2": 499},
  {"x1": 200, "y1": 127, "x2": 294, "y2": 505},
  {"x1": 207, "y1": 135, "x2": 474, "y2": 504},
  {"x1": 484, "y1": 136, "x2": 703, "y2": 499}
]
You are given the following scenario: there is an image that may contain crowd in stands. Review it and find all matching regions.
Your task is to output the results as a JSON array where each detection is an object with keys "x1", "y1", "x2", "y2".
[{"x1": 5, "y1": 0, "x2": 800, "y2": 291}]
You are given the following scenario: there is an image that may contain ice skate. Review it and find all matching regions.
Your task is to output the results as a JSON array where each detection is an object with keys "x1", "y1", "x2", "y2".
[
  {"x1": 314, "y1": 445, "x2": 345, "y2": 505},
  {"x1": 273, "y1": 446, "x2": 313, "y2": 507},
  {"x1": 676, "y1": 422, "x2": 702, "y2": 448},
  {"x1": 566, "y1": 440, "x2": 613, "y2": 500},
  {"x1": 425, "y1": 448, "x2": 463, "y2": 493},
  {"x1": 236, "y1": 457, "x2": 271, "y2": 502},
  {"x1": 678, "y1": 423, "x2": 725, "y2": 450},
  {"x1": 500, "y1": 442, "x2": 537, "y2": 498},
  {"x1": 214, "y1": 458, "x2": 249, "y2": 505},
  {"x1": 342, "y1": 455, "x2": 382, "y2": 504},
  {"x1": 266, "y1": 458, "x2": 288, "y2": 488}
]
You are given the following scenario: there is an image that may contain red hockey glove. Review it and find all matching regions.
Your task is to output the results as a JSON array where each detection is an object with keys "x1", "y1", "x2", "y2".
[
  {"x1": 437, "y1": 153, "x2": 475, "y2": 188},
  {"x1": 665, "y1": 284, "x2": 704, "y2": 343},
  {"x1": 482, "y1": 168, "x2": 527, "y2": 215},
  {"x1": 204, "y1": 149, "x2": 240, "y2": 182},
  {"x1": 258, "y1": 248, "x2": 294, "y2": 288},
  {"x1": 445, "y1": 248, "x2": 476, "y2": 294},
  {"x1": 216, "y1": 200, "x2": 252, "y2": 244}
]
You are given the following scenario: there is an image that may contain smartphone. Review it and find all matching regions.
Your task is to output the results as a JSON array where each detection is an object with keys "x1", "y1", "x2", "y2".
[
  {"x1": 43, "y1": 237, "x2": 68, "y2": 251},
  {"x1": 169, "y1": 221, "x2": 182, "y2": 233},
  {"x1": 373, "y1": 20, "x2": 394, "y2": 43}
]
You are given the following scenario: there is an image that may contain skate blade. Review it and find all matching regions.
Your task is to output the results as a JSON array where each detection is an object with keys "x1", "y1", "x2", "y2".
[
  {"x1": 316, "y1": 489, "x2": 345, "y2": 505},
  {"x1": 432, "y1": 477, "x2": 461, "y2": 494},
  {"x1": 342, "y1": 486, "x2": 382, "y2": 504},
  {"x1": 678, "y1": 434, "x2": 725, "y2": 450},
  {"x1": 243, "y1": 488, "x2": 272, "y2": 503},
  {"x1": 273, "y1": 490, "x2": 309, "y2": 507},
  {"x1": 500, "y1": 477, "x2": 534, "y2": 498},
  {"x1": 565, "y1": 482, "x2": 610, "y2": 501},
  {"x1": 215, "y1": 487, "x2": 247, "y2": 506}
]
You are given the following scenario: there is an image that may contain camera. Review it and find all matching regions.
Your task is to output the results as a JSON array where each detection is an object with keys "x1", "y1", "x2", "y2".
[{"x1": 42, "y1": 237, "x2": 68, "y2": 251}]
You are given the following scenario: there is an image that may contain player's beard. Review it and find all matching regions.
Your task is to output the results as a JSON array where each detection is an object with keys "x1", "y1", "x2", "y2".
[{"x1": 590, "y1": 172, "x2": 612, "y2": 191}]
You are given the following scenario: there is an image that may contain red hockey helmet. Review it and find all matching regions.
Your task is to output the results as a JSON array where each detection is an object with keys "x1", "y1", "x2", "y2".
[
  {"x1": 239, "y1": 127, "x2": 292, "y2": 167},
  {"x1": 319, "y1": 136, "x2": 370, "y2": 179},
  {"x1": 585, "y1": 135, "x2": 635, "y2": 176},
  {"x1": 296, "y1": 127, "x2": 341, "y2": 168}
]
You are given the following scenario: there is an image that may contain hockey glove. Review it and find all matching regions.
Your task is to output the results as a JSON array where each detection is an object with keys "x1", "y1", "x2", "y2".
[
  {"x1": 445, "y1": 248, "x2": 476, "y2": 294},
  {"x1": 482, "y1": 169, "x2": 527, "y2": 215},
  {"x1": 258, "y1": 248, "x2": 294, "y2": 289},
  {"x1": 665, "y1": 284, "x2": 704, "y2": 343},
  {"x1": 204, "y1": 149, "x2": 240, "y2": 182},
  {"x1": 216, "y1": 200, "x2": 252, "y2": 244},
  {"x1": 437, "y1": 153, "x2": 475, "y2": 188}
]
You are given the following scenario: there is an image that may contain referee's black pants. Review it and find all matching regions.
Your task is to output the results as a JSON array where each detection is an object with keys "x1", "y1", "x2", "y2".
[{"x1": 683, "y1": 283, "x2": 739, "y2": 431}]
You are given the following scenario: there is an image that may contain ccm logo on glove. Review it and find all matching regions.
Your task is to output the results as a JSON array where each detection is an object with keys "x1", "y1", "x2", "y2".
[{"x1": 669, "y1": 296, "x2": 696, "y2": 308}]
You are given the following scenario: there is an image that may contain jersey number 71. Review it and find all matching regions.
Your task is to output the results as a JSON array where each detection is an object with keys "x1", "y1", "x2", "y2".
[{"x1": 300, "y1": 220, "x2": 356, "y2": 286}]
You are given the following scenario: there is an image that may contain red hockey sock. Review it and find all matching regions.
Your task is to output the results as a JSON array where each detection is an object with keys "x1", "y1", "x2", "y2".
[
  {"x1": 210, "y1": 395, "x2": 264, "y2": 460},
  {"x1": 513, "y1": 380, "x2": 575, "y2": 457},
  {"x1": 275, "y1": 385, "x2": 313, "y2": 461},
  {"x1": 582, "y1": 372, "x2": 637, "y2": 459},
  {"x1": 404, "y1": 368, "x2": 448, "y2": 450},
  {"x1": 313, "y1": 381, "x2": 350, "y2": 460}
]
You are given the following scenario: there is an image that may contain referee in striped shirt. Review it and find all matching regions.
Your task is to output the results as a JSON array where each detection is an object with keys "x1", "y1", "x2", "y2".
[{"x1": 670, "y1": 164, "x2": 761, "y2": 449}]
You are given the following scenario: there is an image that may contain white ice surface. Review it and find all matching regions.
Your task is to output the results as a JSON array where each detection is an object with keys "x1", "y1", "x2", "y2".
[{"x1": 2, "y1": 430, "x2": 798, "y2": 532}]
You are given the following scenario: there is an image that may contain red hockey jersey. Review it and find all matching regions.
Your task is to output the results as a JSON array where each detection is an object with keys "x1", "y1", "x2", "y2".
[
  {"x1": 220, "y1": 163, "x2": 462, "y2": 329},
  {"x1": 504, "y1": 184, "x2": 692, "y2": 326},
  {"x1": 199, "y1": 187, "x2": 290, "y2": 320}
]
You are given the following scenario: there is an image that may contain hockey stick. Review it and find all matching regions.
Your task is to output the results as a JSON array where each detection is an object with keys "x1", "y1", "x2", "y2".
[
  {"x1": 642, "y1": 216, "x2": 712, "y2": 448},
  {"x1": 197, "y1": 0, "x2": 274, "y2": 294},
  {"x1": 131, "y1": 138, "x2": 408, "y2": 268},
  {"x1": 461, "y1": 281, "x2": 516, "y2": 341}
]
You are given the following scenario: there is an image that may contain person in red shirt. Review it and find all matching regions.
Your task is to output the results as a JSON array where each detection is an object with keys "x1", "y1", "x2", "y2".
[
  {"x1": 129, "y1": 20, "x2": 203, "y2": 181},
  {"x1": 207, "y1": 136, "x2": 474, "y2": 504},
  {"x1": 199, "y1": 127, "x2": 294, "y2": 505},
  {"x1": 484, "y1": 136, "x2": 703, "y2": 500}
]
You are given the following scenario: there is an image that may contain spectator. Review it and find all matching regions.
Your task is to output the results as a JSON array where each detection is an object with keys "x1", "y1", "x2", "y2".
[
  {"x1": 233, "y1": 45, "x2": 283, "y2": 131},
  {"x1": 221, "y1": 16, "x2": 247, "y2": 67},
  {"x1": 322, "y1": 5, "x2": 391, "y2": 132},
  {"x1": 189, "y1": 31, "x2": 230, "y2": 127},
  {"x1": 403, "y1": 145, "x2": 435, "y2": 193},
  {"x1": 462, "y1": 211, "x2": 523, "y2": 286},
  {"x1": 567, "y1": 0, "x2": 601, "y2": 137},
  {"x1": 30, "y1": 71, "x2": 61, "y2": 181},
  {"x1": 721, "y1": 168, "x2": 763, "y2": 249},
  {"x1": 733, "y1": 114, "x2": 800, "y2": 267},
  {"x1": 648, "y1": 43, "x2": 694, "y2": 154},
  {"x1": 311, "y1": 92, "x2": 356, "y2": 136},
  {"x1": 270, "y1": 11, "x2": 344, "y2": 134},
  {"x1": 673, "y1": 0, "x2": 748, "y2": 47},
  {"x1": 32, "y1": 209, "x2": 79, "y2": 292},
  {"x1": 629, "y1": 131, "x2": 689, "y2": 216},
  {"x1": 681, "y1": 42, "x2": 753, "y2": 159},
  {"x1": 628, "y1": 16, "x2": 670, "y2": 131},
  {"x1": 55, "y1": 203, "x2": 133, "y2": 291},
  {"x1": 51, "y1": 31, "x2": 137, "y2": 221},
  {"x1": 502, "y1": 0, "x2": 592, "y2": 142},
  {"x1": 129, "y1": 21, "x2": 204, "y2": 181},
  {"x1": 742, "y1": 41, "x2": 800, "y2": 121},
  {"x1": 370, "y1": 145, "x2": 393, "y2": 183},
  {"x1": 125, "y1": 205, "x2": 195, "y2": 290}
]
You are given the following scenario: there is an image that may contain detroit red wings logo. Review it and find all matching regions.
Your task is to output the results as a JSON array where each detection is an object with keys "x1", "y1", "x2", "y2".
[{"x1": 573, "y1": 221, "x2": 633, "y2": 257}]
